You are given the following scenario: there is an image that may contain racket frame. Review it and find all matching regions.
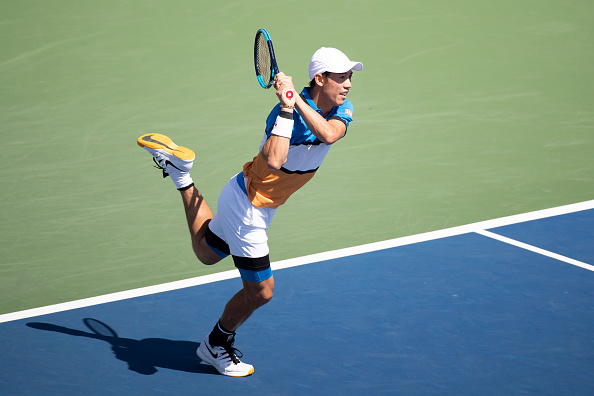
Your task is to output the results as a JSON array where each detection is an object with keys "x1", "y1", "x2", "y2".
[{"x1": 254, "y1": 28, "x2": 280, "y2": 89}]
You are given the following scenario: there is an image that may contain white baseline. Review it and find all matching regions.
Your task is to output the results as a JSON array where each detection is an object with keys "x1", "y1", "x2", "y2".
[{"x1": 1, "y1": 199, "x2": 593, "y2": 324}]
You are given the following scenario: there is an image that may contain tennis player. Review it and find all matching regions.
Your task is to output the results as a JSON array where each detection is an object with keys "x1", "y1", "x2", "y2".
[{"x1": 138, "y1": 47, "x2": 362, "y2": 377}]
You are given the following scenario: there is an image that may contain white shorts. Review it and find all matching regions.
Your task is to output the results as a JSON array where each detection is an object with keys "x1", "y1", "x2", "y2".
[{"x1": 208, "y1": 173, "x2": 276, "y2": 259}]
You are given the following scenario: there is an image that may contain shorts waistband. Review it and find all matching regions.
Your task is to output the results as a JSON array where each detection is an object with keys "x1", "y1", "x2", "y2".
[{"x1": 235, "y1": 171, "x2": 248, "y2": 195}]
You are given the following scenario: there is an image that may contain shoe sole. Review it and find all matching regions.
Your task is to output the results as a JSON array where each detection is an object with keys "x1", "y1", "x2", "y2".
[
  {"x1": 196, "y1": 345, "x2": 255, "y2": 377},
  {"x1": 137, "y1": 133, "x2": 195, "y2": 161}
]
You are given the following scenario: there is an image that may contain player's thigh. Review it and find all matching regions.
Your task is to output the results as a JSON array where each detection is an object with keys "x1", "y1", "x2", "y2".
[{"x1": 196, "y1": 237, "x2": 225, "y2": 265}]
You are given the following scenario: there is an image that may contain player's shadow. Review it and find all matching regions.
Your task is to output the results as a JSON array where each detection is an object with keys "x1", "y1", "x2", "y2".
[{"x1": 26, "y1": 319, "x2": 217, "y2": 376}]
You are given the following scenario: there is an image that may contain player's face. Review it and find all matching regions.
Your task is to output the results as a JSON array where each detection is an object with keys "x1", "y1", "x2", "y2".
[{"x1": 320, "y1": 71, "x2": 353, "y2": 106}]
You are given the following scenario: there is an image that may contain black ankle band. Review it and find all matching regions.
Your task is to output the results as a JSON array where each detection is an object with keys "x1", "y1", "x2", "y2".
[
  {"x1": 177, "y1": 182, "x2": 194, "y2": 191},
  {"x1": 209, "y1": 320, "x2": 235, "y2": 346}
]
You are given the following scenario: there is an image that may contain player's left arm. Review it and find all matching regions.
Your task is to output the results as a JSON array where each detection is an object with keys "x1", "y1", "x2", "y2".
[
  {"x1": 260, "y1": 72, "x2": 296, "y2": 170},
  {"x1": 261, "y1": 135, "x2": 289, "y2": 170}
]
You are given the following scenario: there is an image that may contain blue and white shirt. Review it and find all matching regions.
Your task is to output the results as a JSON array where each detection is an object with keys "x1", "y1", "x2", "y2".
[{"x1": 242, "y1": 87, "x2": 354, "y2": 208}]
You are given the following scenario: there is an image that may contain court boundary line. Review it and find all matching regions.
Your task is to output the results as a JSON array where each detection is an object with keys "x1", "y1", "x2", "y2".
[
  {"x1": 1, "y1": 199, "x2": 593, "y2": 324},
  {"x1": 476, "y1": 229, "x2": 594, "y2": 272}
]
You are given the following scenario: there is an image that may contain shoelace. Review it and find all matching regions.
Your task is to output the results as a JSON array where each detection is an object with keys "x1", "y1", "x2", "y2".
[
  {"x1": 223, "y1": 345, "x2": 244, "y2": 365},
  {"x1": 214, "y1": 333, "x2": 244, "y2": 365},
  {"x1": 152, "y1": 157, "x2": 169, "y2": 178}
]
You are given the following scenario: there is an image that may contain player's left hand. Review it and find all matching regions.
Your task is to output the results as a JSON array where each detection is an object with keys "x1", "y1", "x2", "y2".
[{"x1": 275, "y1": 72, "x2": 296, "y2": 107}]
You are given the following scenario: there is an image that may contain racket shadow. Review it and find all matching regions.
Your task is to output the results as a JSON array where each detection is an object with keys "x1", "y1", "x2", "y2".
[{"x1": 26, "y1": 319, "x2": 217, "y2": 376}]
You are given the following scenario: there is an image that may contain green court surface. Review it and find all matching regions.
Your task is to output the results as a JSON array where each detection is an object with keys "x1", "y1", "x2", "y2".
[{"x1": 1, "y1": 0, "x2": 593, "y2": 315}]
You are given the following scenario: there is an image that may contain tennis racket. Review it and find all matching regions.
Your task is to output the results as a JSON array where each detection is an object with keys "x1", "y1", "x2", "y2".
[{"x1": 254, "y1": 28, "x2": 280, "y2": 89}]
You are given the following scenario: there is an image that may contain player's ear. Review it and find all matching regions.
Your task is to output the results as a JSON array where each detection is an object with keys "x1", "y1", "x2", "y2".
[{"x1": 314, "y1": 73, "x2": 325, "y2": 87}]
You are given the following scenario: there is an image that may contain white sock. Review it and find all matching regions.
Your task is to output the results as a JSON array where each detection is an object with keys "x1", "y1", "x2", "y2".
[{"x1": 168, "y1": 169, "x2": 194, "y2": 190}]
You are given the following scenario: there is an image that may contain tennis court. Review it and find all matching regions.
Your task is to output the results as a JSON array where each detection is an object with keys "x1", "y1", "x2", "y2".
[
  {"x1": 1, "y1": 203, "x2": 593, "y2": 394},
  {"x1": 1, "y1": 1, "x2": 593, "y2": 394}
]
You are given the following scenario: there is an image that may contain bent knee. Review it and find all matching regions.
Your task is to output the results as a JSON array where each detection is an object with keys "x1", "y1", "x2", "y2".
[
  {"x1": 247, "y1": 288, "x2": 273, "y2": 308},
  {"x1": 259, "y1": 289, "x2": 274, "y2": 304}
]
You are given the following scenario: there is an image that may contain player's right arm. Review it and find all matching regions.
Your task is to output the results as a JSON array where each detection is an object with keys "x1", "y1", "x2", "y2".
[{"x1": 293, "y1": 95, "x2": 346, "y2": 145}]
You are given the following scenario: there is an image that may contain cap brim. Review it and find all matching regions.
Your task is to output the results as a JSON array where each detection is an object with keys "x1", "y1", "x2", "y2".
[{"x1": 350, "y1": 61, "x2": 363, "y2": 72}]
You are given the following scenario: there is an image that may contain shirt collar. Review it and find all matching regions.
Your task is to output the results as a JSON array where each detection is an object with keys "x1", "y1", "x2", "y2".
[{"x1": 300, "y1": 87, "x2": 323, "y2": 115}]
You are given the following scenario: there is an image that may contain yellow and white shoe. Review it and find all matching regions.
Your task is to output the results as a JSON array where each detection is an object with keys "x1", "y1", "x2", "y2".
[{"x1": 137, "y1": 133, "x2": 195, "y2": 189}]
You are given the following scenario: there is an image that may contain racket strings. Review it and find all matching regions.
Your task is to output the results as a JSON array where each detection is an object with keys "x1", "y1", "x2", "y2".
[{"x1": 256, "y1": 34, "x2": 272, "y2": 86}]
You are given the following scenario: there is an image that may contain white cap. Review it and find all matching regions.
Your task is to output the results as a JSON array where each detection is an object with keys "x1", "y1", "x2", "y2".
[{"x1": 308, "y1": 47, "x2": 363, "y2": 79}]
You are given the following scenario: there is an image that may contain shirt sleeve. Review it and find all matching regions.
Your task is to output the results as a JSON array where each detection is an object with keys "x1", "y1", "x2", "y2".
[{"x1": 330, "y1": 99, "x2": 354, "y2": 133}]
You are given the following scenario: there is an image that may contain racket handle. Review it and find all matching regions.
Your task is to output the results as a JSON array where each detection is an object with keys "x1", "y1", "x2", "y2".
[{"x1": 285, "y1": 90, "x2": 294, "y2": 99}]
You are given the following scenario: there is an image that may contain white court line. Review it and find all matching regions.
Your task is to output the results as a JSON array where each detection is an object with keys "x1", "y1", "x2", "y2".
[
  {"x1": 475, "y1": 229, "x2": 594, "y2": 272},
  {"x1": 1, "y1": 199, "x2": 593, "y2": 324}
]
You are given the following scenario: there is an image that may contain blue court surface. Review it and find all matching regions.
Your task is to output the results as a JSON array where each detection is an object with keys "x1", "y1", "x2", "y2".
[{"x1": 1, "y1": 204, "x2": 593, "y2": 395}]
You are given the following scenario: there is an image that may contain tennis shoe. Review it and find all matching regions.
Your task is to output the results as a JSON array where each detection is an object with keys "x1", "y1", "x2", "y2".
[
  {"x1": 196, "y1": 335, "x2": 254, "y2": 377},
  {"x1": 137, "y1": 133, "x2": 194, "y2": 189}
]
